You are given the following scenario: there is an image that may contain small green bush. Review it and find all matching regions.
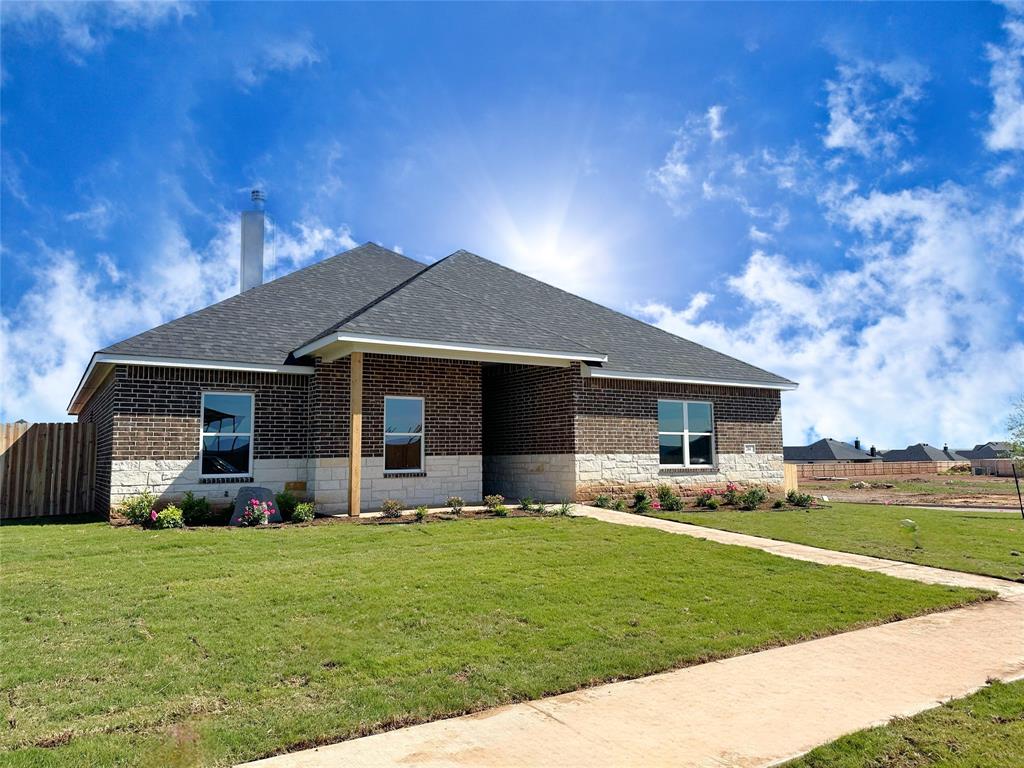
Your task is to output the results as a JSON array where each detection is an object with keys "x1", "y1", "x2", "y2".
[
  {"x1": 612, "y1": 499, "x2": 627, "y2": 512},
  {"x1": 292, "y1": 502, "x2": 315, "y2": 523},
  {"x1": 695, "y1": 488, "x2": 716, "y2": 507},
  {"x1": 786, "y1": 490, "x2": 814, "y2": 508},
  {"x1": 556, "y1": 501, "x2": 572, "y2": 516},
  {"x1": 633, "y1": 491, "x2": 653, "y2": 514},
  {"x1": 379, "y1": 499, "x2": 403, "y2": 518},
  {"x1": 519, "y1": 497, "x2": 534, "y2": 511},
  {"x1": 118, "y1": 491, "x2": 157, "y2": 525},
  {"x1": 415, "y1": 505, "x2": 428, "y2": 522},
  {"x1": 772, "y1": 499, "x2": 785, "y2": 509},
  {"x1": 275, "y1": 490, "x2": 299, "y2": 521},
  {"x1": 655, "y1": 484, "x2": 684, "y2": 511},
  {"x1": 483, "y1": 494, "x2": 504, "y2": 511},
  {"x1": 722, "y1": 482, "x2": 741, "y2": 506},
  {"x1": 492, "y1": 504, "x2": 509, "y2": 517},
  {"x1": 738, "y1": 487, "x2": 769, "y2": 511},
  {"x1": 446, "y1": 496, "x2": 464, "y2": 515},
  {"x1": 180, "y1": 491, "x2": 213, "y2": 526},
  {"x1": 593, "y1": 494, "x2": 611, "y2": 509},
  {"x1": 533, "y1": 501, "x2": 547, "y2": 513},
  {"x1": 152, "y1": 505, "x2": 184, "y2": 529},
  {"x1": 706, "y1": 497, "x2": 720, "y2": 510}
]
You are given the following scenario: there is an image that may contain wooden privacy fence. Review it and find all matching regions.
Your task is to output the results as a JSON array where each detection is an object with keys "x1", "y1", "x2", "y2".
[
  {"x1": 793, "y1": 460, "x2": 963, "y2": 480},
  {"x1": 0, "y1": 423, "x2": 95, "y2": 519}
]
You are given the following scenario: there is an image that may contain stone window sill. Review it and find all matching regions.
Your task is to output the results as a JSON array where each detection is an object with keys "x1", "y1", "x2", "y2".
[
  {"x1": 383, "y1": 471, "x2": 427, "y2": 478},
  {"x1": 199, "y1": 476, "x2": 254, "y2": 485},
  {"x1": 659, "y1": 467, "x2": 717, "y2": 476}
]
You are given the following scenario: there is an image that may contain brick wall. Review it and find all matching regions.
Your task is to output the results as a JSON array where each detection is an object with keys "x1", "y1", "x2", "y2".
[
  {"x1": 362, "y1": 354, "x2": 481, "y2": 456},
  {"x1": 311, "y1": 357, "x2": 349, "y2": 458},
  {"x1": 574, "y1": 375, "x2": 783, "y2": 455},
  {"x1": 78, "y1": 371, "x2": 115, "y2": 514},
  {"x1": 482, "y1": 364, "x2": 575, "y2": 454},
  {"x1": 110, "y1": 365, "x2": 309, "y2": 461}
]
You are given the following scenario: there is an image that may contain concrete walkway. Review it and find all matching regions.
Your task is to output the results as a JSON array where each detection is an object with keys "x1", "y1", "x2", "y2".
[{"x1": 240, "y1": 507, "x2": 1024, "y2": 768}]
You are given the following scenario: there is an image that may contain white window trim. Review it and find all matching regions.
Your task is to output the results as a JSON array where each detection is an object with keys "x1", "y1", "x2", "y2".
[
  {"x1": 383, "y1": 395, "x2": 425, "y2": 473},
  {"x1": 199, "y1": 391, "x2": 255, "y2": 479},
  {"x1": 658, "y1": 399, "x2": 716, "y2": 468}
]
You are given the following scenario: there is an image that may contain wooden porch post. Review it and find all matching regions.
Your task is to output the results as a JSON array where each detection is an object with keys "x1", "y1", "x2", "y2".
[{"x1": 348, "y1": 351, "x2": 363, "y2": 516}]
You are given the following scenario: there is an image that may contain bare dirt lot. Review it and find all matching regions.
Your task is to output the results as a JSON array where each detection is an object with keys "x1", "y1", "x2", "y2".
[{"x1": 801, "y1": 472, "x2": 1023, "y2": 509}]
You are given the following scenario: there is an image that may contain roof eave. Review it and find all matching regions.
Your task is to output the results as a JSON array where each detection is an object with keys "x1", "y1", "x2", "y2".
[{"x1": 583, "y1": 365, "x2": 799, "y2": 391}]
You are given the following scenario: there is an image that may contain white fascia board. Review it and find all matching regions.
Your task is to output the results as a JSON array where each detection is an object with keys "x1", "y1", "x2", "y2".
[
  {"x1": 294, "y1": 332, "x2": 609, "y2": 364},
  {"x1": 67, "y1": 353, "x2": 315, "y2": 414},
  {"x1": 585, "y1": 366, "x2": 799, "y2": 391}
]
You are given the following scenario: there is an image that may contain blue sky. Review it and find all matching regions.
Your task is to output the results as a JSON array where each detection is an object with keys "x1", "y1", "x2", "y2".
[{"x1": 2, "y1": 1, "x2": 1023, "y2": 448}]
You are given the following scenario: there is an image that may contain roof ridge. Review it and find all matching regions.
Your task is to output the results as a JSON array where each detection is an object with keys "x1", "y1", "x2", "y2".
[{"x1": 450, "y1": 250, "x2": 794, "y2": 385}]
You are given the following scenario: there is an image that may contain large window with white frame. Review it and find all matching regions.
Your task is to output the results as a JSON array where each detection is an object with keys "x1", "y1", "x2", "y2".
[
  {"x1": 384, "y1": 396, "x2": 424, "y2": 472},
  {"x1": 657, "y1": 400, "x2": 715, "y2": 467},
  {"x1": 200, "y1": 392, "x2": 254, "y2": 477}
]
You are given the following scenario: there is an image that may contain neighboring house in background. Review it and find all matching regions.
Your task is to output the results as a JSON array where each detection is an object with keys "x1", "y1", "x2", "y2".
[
  {"x1": 70, "y1": 210, "x2": 797, "y2": 516},
  {"x1": 954, "y1": 442, "x2": 1014, "y2": 460},
  {"x1": 783, "y1": 437, "x2": 881, "y2": 464},
  {"x1": 881, "y1": 443, "x2": 967, "y2": 463}
]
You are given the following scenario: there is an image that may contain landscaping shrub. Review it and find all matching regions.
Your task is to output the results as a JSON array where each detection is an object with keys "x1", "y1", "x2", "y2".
[
  {"x1": 275, "y1": 491, "x2": 299, "y2": 521},
  {"x1": 656, "y1": 484, "x2": 684, "y2": 511},
  {"x1": 519, "y1": 497, "x2": 534, "y2": 511},
  {"x1": 180, "y1": 491, "x2": 214, "y2": 526},
  {"x1": 722, "y1": 482, "x2": 741, "y2": 506},
  {"x1": 292, "y1": 502, "x2": 315, "y2": 523},
  {"x1": 415, "y1": 505, "x2": 428, "y2": 522},
  {"x1": 706, "y1": 497, "x2": 720, "y2": 510},
  {"x1": 379, "y1": 499, "x2": 403, "y2": 519},
  {"x1": 612, "y1": 499, "x2": 627, "y2": 512},
  {"x1": 556, "y1": 501, "x2": 572, "y2": 516},
  {"x1": 533, "y1": 501, "x2": 548, "y2": 513},
  {"x1": 239, "y1": 498, "x2": 274, "y2": 526},
  {"x1": 772, "y1": 499, "x2": 785, "y2": 509},
  {"x1": 118, "y1": 491, "x2": 157, "y2": 525},
  {"x1": 152, "y1": 505, "x2": 184, "y2": 529},
  {"x1": 492, "y1": 504, "x2": 509, "y2": 517},
  {"x1": 738, "y1": 487, "x2": 768, "y2": 511},
  {"x1": 593, "y1": 494, "x2": 611, "y2": 509},
  {"x1": 786, "y1": 490, "x2": 814, "y2": 508},
  {"x1": 446, "y1": 496, "x2": 464, "y2": 515},
  {"x1": 633, "y1": 491, "x2": 653, "y2": 514},
  {"x1": 695, "y1": 488, "x2": 716, "y2": 508},
  {"x1": 483, "y1": 494, "x2": 504, "y2": 511}
]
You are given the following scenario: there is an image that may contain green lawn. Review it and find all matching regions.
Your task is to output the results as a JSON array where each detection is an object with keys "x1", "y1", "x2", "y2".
[
  {"x1": 651, "y1": 502, "x2": 1024, "y2": 581},
  {"x1": 0, "y1": 517, "x2": 989, "y2": 767},
  {"x1": 789, "y1": 679, "x2": 1024, "y2": 767}
]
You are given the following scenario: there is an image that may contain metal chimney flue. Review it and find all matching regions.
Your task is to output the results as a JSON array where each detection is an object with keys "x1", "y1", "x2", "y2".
[{"x1": 240, "y1": 189, "x2": 265, "y2": 293}]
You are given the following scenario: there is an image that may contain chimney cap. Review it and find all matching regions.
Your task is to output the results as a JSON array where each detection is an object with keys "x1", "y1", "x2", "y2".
[{"x1": 251, "y1": 188, "x2": 265, "y2": 203}]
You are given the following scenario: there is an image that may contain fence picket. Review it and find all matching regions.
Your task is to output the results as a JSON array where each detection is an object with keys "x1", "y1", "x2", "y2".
[{"x1": 0, "y1": 422, "x2": 95, "y2": 519}]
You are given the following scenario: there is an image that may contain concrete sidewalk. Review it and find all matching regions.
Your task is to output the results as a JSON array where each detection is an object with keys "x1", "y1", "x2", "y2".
[{"x1": 240, "y1": 507, "x2": 1024, "y2": 768}]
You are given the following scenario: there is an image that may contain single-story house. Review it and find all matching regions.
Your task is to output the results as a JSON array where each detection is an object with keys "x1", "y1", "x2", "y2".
[
  {"x1": 70, "y1": 218, "x2": 797, "y2": 516},
  {"x1": 783, "y1": 437, "x2": 881, "y2": 464},
  {"x1": 954, "y1": 442, "x2": 1014, "y2": 460},
  {"x1": 882, "y1": 443, "x2": 967, "y2": 463}
]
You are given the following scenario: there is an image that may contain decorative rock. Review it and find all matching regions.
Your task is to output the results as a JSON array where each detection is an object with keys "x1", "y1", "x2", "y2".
[{"x1": 231, "y1": 486, "x2": 283, "y2": 526}]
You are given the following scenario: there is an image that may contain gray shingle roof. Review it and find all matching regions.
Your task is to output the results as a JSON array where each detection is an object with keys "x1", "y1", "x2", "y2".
[
  {"x1": 102, "y1": 244, "x2": 423, "y2": 365},
  {"x1": 882, "y1": 444, "x2": 968, "y2": 462},
  {"x1": 100, "y1": 245, "x2": 795, "y2": 388},
  {"x1": 783, "y1": 438, "x2": 878, "y2": 462}
]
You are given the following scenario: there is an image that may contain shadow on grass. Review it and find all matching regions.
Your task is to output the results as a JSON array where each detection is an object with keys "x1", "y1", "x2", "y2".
[{"x1": 1, "y1": 513, "x2": 106, "y2": 527}]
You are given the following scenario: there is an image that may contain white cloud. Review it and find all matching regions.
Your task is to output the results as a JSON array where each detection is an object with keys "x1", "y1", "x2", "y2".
[
  {"x1": 638, "y1": 184, "x2": 1024, "y2": 448},
  {"x1": 823, "y1": 57, "x2": 928, "y2": 158},
  {"x1": 1, "y1": 1, "x2": 192, "y2": 62},
  {"x1": 985, "y1": 3, "x2": 1024, "y2": 151},
  {"x1": 0, "y1": 215, "x2": 357, "y2": 422},
  {"x1": 235, "y1": 34, "x2": 321, "y2": 89},
  {"x1": 65, "y1": 197, "x2": 118, "y2": 237},
  {"x1": 647, "y1": 127, "x2": 695, "y2": 215},
  {"x1": 706, "y1": 105, "x2": 728, "y2": 142}
]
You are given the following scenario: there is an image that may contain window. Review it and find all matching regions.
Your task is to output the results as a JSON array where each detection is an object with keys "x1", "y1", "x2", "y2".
[
  {"x1": 657, "y1": 400, "x2": 714, "y2": 467},
  {"x1": 384, "y1": 396, "x2": 424, "y2": 472},
  {"x1": 200, "y1": 392, "x2": 253, "y2": 477}
]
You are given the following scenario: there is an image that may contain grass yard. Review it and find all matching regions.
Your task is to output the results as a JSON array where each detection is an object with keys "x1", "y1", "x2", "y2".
[
  {"x1": 652, "y1": 502, "x2": 1024, "y2": 581},
  {"x1": 788, "y1": 679, "x2": 1024, "y2": 767},
  {"x1": 1, "y1": 516, "x2": 990, "y2": 767}
]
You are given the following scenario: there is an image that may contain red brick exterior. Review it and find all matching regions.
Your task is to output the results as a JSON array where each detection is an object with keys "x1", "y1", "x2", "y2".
[
  {"x1": 482, "y1": 364, "x2": 575, "y2": 455},
  {"x1": 78, "y1": 371, "x2": 115, "y2": 514},
  {"x1": 574, "y1": 375, "x2": 783, "y2": 455}
]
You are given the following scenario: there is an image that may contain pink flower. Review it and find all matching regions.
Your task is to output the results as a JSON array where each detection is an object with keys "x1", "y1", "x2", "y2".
[{"x1": 149, "y1": 509, "x2": 157, "y2": 521}]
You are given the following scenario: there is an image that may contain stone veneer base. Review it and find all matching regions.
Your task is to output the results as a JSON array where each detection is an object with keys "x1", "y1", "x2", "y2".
[{"x1": 482, "y1": 454, "x2": 577, "y2": 502}]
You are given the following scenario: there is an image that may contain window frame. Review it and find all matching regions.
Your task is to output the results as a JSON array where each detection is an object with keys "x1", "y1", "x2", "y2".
[
  {"x1": 199, "y1": 391, "x2": 255, "y2": 479},
  {"x1": 657, "y1": 399, "x2": 716, "y2": 468},
  {"x1": 383, "y1": 395, "x2": 425, "y2": 473}
]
